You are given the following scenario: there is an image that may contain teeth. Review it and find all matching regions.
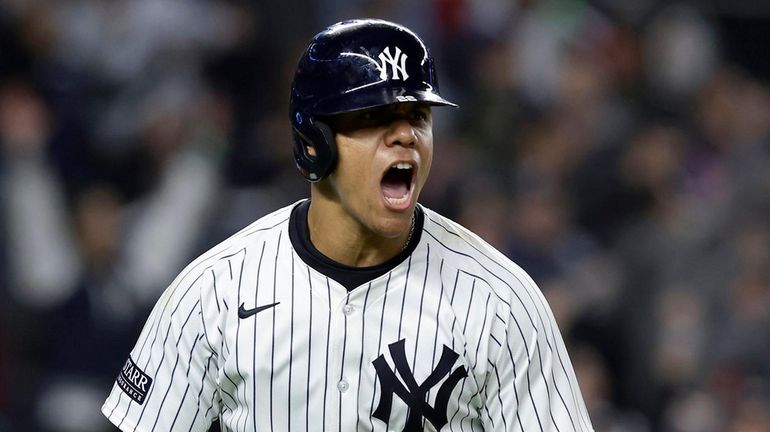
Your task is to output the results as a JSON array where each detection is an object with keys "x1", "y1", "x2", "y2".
[
  {"x1": 384, "y1": 195, "x2": 409, "y2": 205},
  {"x1": 392, "y1": 162, "x2": 412, "y2": 170}
]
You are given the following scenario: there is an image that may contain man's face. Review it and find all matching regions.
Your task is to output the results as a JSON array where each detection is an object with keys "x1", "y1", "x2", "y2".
[{"x1": 320, "y1": 102, "x2": 433, "y2": 238}]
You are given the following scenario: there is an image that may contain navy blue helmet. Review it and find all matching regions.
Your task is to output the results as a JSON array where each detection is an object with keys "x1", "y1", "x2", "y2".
[{"x1": 290, "y1": 19, "x2": 457, "y2": 181}]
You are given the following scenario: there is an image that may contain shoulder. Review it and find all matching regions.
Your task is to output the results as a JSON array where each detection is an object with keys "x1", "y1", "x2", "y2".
[
  {"x1": 420, "y1": 206, "x2": 549, "y2": 326},
  {"x1": 165, "y1": 201, "x2": 298, "y2": 293},
  {"x1": 193, "y1": 200, "x2": 295, "y2": 265},
  {"x1": 420, "y1": 206, "x2": 526, "y2": 286}
]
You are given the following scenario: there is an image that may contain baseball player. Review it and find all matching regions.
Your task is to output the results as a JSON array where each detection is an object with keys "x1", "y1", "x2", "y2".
[{"x1": 102, "y1": 19, "x2": 593, "y2": 431}]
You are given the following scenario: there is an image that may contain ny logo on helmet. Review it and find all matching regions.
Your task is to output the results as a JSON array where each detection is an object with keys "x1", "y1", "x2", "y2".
[{"x1": 378, "y1": 46, "x2": 409, "y2": 81}]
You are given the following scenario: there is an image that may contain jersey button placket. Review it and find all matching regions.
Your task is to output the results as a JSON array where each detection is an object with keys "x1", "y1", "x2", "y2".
[
  {"x1": 338, "y1": 287, "x2": 371, "y2": 430},
  {"x1": 338, "y1": 304, "x2": 356, "y2": 396}
]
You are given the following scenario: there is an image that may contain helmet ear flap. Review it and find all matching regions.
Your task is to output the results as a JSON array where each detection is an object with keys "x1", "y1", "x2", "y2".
[{"x1": 292, "y1": 115, "x2": 337, "y2": 182}]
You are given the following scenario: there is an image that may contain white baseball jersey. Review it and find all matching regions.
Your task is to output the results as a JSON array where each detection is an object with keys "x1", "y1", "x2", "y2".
[{"x1": 102, "y1": 200, "x2": 593, "y2": 431}]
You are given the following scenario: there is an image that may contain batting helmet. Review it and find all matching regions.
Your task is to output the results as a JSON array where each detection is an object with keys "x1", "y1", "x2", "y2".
[{"x1": 290, "y1": 19, "x2": 457, "y2": 181}]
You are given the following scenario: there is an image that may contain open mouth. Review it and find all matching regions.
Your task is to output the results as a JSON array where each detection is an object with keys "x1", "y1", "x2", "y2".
[{"x1": 381, "y1": 162, "x2": 414, "y2": 208}]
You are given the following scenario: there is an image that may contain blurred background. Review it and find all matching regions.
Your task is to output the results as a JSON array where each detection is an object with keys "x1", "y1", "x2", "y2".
[{"x1": 0, "y1": 0, "x2": 768, "y2": 431}]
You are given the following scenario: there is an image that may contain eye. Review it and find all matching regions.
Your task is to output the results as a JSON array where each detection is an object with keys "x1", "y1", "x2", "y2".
[
  {"x1": 409, "y1": 107, "x2": 430, "y2": 123},
  {"x1": 354, "y1": 109, "x2": 381, "y2": 125}
]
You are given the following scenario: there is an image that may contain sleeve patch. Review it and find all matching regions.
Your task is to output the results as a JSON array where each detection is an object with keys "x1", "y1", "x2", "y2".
[{"x1": 116, "y1": 356, "x2": 154, "y2": 405}]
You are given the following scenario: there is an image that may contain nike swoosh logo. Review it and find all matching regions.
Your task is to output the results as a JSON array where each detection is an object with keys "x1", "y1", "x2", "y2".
[{"x1": 238, "y1": 302, "x2": 280, "y2": 319}]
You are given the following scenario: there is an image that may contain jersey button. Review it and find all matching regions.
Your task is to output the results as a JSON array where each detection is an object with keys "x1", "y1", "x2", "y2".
[
  {"x1": 337, "y1": 379, "x2": 349, "y2": 392},
  {"x1": 342, "y1": 305, "x2": 354, "y2": 315}
]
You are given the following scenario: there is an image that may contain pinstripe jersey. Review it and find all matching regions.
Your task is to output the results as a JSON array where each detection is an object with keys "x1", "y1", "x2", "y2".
[{"x1": 102, "y1": 200, "x2": 593, "y2": 431}]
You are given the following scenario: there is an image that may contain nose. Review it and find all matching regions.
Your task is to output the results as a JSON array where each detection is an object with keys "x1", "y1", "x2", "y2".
[{"x1": 385, "y1": 117, "x2": 417, "y2": 148}]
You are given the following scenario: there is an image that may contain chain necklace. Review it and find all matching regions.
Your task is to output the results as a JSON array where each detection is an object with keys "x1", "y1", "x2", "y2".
[{"x1": 401, "y1": 212, "x2": 416, "y2": 252}]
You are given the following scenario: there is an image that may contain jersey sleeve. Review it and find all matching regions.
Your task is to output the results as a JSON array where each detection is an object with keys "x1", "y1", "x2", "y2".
[
  {"x1": 483, "y1": 284, "x2": 594, "y2": 431},
  {"x1": 101, "y1": 268, "x2": 221, "y2": 431}
]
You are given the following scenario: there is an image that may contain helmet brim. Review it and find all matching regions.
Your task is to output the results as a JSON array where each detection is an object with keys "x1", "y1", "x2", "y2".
[{"x1": 312, "y1": 87, "x2": 457, "y2": 116}]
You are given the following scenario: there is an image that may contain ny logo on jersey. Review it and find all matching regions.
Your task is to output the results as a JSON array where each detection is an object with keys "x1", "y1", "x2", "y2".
[
  {"x1": 378, "y1": 46, "x2": 409, "y2": 81},
  {"x1": 372, "y1": 339, "x2": 467, "y2": 431}
]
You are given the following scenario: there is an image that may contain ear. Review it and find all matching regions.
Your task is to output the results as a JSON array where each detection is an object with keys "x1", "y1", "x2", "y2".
[{"x1": 306, "y1": 142, "x2": 318, "y2": 157}]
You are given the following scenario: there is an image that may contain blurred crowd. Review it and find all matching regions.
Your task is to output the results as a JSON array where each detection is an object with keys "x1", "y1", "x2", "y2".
[{"x1": 0, "y1": 0, "x2": 768, "y2": 431}]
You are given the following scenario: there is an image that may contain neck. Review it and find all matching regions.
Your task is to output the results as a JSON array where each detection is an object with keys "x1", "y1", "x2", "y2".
[{"x1": 306, "y1": 199, "x2": 414, "y2": 267}]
